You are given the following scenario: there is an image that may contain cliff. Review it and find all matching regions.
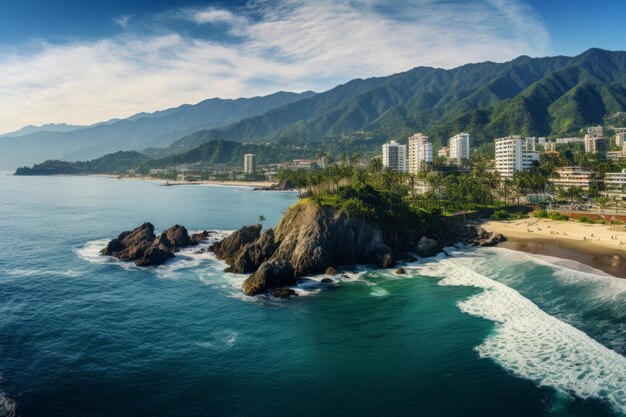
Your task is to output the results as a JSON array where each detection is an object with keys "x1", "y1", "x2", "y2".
[{"x1": 211, "y1": 199, "x2": 504, "y2": 296}]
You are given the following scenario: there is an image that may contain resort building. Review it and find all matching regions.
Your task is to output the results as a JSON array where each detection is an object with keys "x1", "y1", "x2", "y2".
[
  {"x1": 555, "y1": 137, "x2": 584, "y2": 144},
  {"x1": 407, "y1": 133, "x2": 433, "y2": 174},
  {"x1": 543, "y1": 141, "x2": 556, "y2": 152},
  {"x1": 615, "y1": 132, "x2": 626, "y2": 149},
  {"x1": 243, "y1": 153, "x2": 256, "y2": 174},
  {"x1": 606, "y1": 151, "x2": 626, "y2": 161},
  {"x1": 587, "y1": 125, "x2": 604, "y2": 137},
  {"x1": 438, "y1": 147, "x2": 449, "y2": 158},
  {"x1": 584, "y1": 134, "x2": 607, "y2": 155},
  {"x1": 448, "y1": 132, "x2": 470, "y2": 163},
  {"x1": 548, "y1": 166, "x2": 597, "y2": 191},
  {"x1": 602, "y1": 169, "x2": 626, "y2": 200},
  {"x1": 382, "y1": 141, "x2": 407, "y2": 172},
  {"x1": 494, "y1": 136, "x2": 538, "y2": 178}
]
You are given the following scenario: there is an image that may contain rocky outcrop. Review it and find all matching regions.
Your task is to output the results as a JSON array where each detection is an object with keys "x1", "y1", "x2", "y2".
[
  {"x1": 271, "y1": 288, "x2": 298, "y2": 298},
  {"x1": 191, "y1": 230, "x2": 211, "y2": 243},
  {"x1": 242, "y1": 260, "x2": 296, "y2": 295},
  {"x1": 464, "y1": 226, "x2": 508, "y2": 247},
  {"x1": 210, "y1": 224, "x2": 261, "y2": 265},
  {"x1": 416, "y1": 237, "x2": 440, "y2": 258},
  {"x1": 101, "y1": 222, "x2": 199, "y2": 266},
  {"x1": 210, "y1": 201, "x2": 507, "y2": 297},
  {"x1": 161, "y1": 225, "x2": 196, "y2": 251},
  {"x1": 227, "y1": 229, "x2": 277, "y2": 273},
  {"x1": 259, "y1": 179, "x2": 295, "y2": 191}
]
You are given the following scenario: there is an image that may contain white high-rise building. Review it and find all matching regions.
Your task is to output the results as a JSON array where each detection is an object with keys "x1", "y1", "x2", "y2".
[
  {"x1": 244, "y1": 153, "x2": 256, "y2": 174},
  {"x1": 407, "y1": 133, "x2": 433, "y2": 174},
  {"x1": 587, "y1": 126, "x2": 603, "y2": 137},
  {"x1": 494, "y1": 136, "x2": 538, "y2": 178},
  {"x1": 382, "y1": 141, "x2": 407, "y2": 172},
  {"x1": 448, "y1": 133, "x2": 470, "y2": 163}
]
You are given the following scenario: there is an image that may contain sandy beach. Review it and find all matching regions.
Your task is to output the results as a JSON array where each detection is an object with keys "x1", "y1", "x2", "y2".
[
  {"x1": 93, "y1": 174, "x2": 277, "y2": 188},
  {"x1": 481, "y1": 218, "x2": 626, "y2": 278}
]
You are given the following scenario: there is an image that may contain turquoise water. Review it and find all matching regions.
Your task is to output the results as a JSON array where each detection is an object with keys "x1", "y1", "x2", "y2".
[{"x1": 0, "y1": 174, "x2": 625, "y2": 417}]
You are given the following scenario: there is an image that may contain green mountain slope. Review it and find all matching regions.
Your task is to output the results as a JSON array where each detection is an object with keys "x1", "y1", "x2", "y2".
[
  {"x1": 0, "y1": 91, "x2": 316, "y2": 170},
  {"x1": 14, "y1": 151, "x2": 150, "y2": 175},
  {"x1": 159, "y1": 49, "x2": 626, "y2": 156}
]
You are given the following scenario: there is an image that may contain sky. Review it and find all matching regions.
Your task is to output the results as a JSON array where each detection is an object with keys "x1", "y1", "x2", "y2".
[{"x1": 0, "y1": 0, "x2": 623, "y2": 134}]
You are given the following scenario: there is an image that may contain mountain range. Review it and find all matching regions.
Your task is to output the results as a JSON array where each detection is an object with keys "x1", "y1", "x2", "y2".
[{"x1": 5, "y1": 48, "x2": 626, "y2": 171}]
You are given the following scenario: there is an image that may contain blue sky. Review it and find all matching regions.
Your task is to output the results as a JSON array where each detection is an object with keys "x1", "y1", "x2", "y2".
[{"x1": 0, "y1": 0, "x2": 623, "y2": 133}]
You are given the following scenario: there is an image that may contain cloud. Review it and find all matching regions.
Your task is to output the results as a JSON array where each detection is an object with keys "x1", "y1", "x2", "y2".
[
  {"x1": 0, "y1": 0, "x2": 550, "y2": 134},
  {"x1": 114, "y1": 14, "x2": 131, "y2": 28}
]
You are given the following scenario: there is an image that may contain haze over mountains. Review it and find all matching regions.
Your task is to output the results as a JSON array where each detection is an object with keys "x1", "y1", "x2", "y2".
[
  {"x1": 0, "y1": 91, "x2": 315, "y2": 170},
  {"x1": 4, "y1": 48, "x2": 626, "y2": 170}
]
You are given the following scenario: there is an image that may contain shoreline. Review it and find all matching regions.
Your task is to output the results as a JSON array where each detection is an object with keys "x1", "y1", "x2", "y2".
[
  {"x1": 481, "y1": 219, "x2": 626, "y2": 278},
  {"x1": 91, "y1": 174, "x2": 278, "y2": 188}
]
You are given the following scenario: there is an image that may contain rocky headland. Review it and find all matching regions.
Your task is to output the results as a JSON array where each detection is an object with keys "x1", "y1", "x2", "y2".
[
  {"x1": 100, "y1": 222, "x2": 210, "y2": 266},
  {"x1": 100, "y1": 201, "x2": 505, "y2": 296},
  {"x1": 210, "y1": 199, "x2": 506, "y2": 297}
]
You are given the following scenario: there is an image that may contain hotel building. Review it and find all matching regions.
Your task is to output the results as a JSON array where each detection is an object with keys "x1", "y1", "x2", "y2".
[
  {"x1": 494, "y1": 136, "x2": 538, "y2": 178},
  {"x1": 448, "y1": 133, "x2": 470, "y2": 163},
  {"x1": 382, "y1": 141, "x2": 407, "y2": 172},
  {"x1": 548, "y1": 167, "x2": 597, "y2": 191},
  {"x1": 407, "y1": 133, "x2": 433, "y2": 174},
  {"x1": 243, "y1": 153, "x2": 256, "y2": 174}
]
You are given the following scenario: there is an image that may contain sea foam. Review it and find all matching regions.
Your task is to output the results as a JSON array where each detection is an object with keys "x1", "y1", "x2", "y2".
[
  {"x1": 0, "y1": 390, "x2": 16, "y2": 417},
  {"x1": 418, "y1": 255, "x2": 626, "y2": 415}
]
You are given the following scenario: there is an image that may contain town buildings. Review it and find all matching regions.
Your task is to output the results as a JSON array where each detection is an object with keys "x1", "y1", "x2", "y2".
[
  {"x1": 548, "y1": 166, "x2": 597, "y2": 191},
  {"x1": 584, "y1": 134, "x2": 607, "y2": 155},
  {"x1": 407, "y1": 133, "x2": 432, "y2": 174},
  {"x1": 615, "y1": 132, "x2": 626, "y2": 149},
  {"x1": 602, "y1": 169, "x2": 626, "y2": 200},
  {"x1": 244, "y1": 153, "x2": 256, "y2": 174},
  {"x1": 448, "y1": 133, "x2": 470, "y2": 163},
  {"x1": 438, "y1": 147, "x2": 449, "y2": 158},
  {"x1": 382, "y1": 141, "x2": 407, "y2": 172},
  {"x1": 494, "y1": 135, "x2": 538, "y2": 178}
]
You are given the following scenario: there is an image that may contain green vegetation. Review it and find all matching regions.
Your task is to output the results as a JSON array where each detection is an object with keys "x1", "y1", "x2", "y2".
[
  {"x1": 160, "y1": 49, "x2": 626, "y2": 156},
  {"x1": 14, "y1": 151, "x2": 150, "y2": 175},
  {"x1": 548, "y1": 211, "x2": 569, "y2": 221},
  {"x1": 578, "y1": 216, "x2": 594, "y2": 223},
  {"x1": 534, "y1": 210, "x2": 549, "y2": 219}
]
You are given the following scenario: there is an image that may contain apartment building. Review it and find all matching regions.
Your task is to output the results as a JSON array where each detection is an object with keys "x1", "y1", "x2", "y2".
[
  {"x1": 548, "y1": 166, "x2": 596, "y2": 191},
  {"x1": 407, "y1": 133, "x2": 432, "y2": 174},
  {"x1": 243, "y1": 153, "x2": 256, "y2": 174},
  {"x1": 584, "y1": 134, "x2": 607, "y2": 155},
  {"x1": 382, "y1": 141, "x2": 407, "y2": 172},
  {"x1": 448, "y1": 132, "x2": 470, "y2": 163},
  {"x1": 494, "y1": 136, "x2": 538, "y2": 178}
]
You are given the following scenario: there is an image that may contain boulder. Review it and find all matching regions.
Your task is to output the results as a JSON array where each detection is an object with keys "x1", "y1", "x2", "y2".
[
  {"x1": 227, "y1": 229, "x2": 277, "y2": 273},
  {"x1": 395, "y1": 268, "x2": 406, "y2": 275},
  {"x1": 191, "y1": 230, "x2": 211, "y2": 243},
  {"x1": 100, "y1": 222, "x2": 157, "y2": 261},
  {"x1": 480, "y1": 232, "x2": 507, "y2": 247},
  {"x1": 211, "y1": 224, "x2": 262, "y2": 264},
  {"x1": 161, "y1": 225, "x2": 196, "y2": 251},
  {"x1": 416, "y1": 236, "x2": 440, "y2": 258},
  {"x1": 136, "y1": 241, "x2": 174, "y2": 266},
  {"x1": 242, "y1": 261, "x2": 296, "y2": 296},
  {"x1": 321, "y1": 278, "x2": 334, "y2": 283},
  {"x1": 271, "y1": 288, "x2": 298, "y2": 298},
  {"x1": 325, "y1": 266, "x2": 338, "y2": 276}
]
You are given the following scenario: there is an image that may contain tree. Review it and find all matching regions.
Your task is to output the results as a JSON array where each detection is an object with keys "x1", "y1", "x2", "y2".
[{"x1": 258, "y1": 214, "x2": 266, "y2": 225}]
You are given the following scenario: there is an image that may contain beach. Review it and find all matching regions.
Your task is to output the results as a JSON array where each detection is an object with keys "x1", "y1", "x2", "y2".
[
  {"x1": 92, "y1": 174, "x2": 276, "y2": 188},
  {"x1": 481, "y1": 218, "x2": 626, "y2": 278}
]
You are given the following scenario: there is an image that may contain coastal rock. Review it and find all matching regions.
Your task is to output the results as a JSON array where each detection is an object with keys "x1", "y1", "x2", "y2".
[
  {"x1": 271, "y1": 288, "x2": 298, "y2": 298},
  {"x1": 211, "y1": 224, "x2": 262, "y2": 264},
  {"x1": 260, "y1": 179, "x2": 295, "y2": 191},
  {"x1": 395, "y1": 268, "x2": 406, "y2": 275},
  {"x1": 137, "y1": 238, "x2": 174, "y2": 266},
  {"x1": 321, "y1": 278, "x2": 334, "y2": 283},
  {"x1": 243, "y1": 261, "x2": 296, "y2": 296},
  {"x1": 325, "y1": 267, "x2": 338, "y2": 276},
  {"x1": 416, "y1": 236, "x2": 440, "y2": 258},
  {"x1": 191, "y1": 230, "x2": 211, "y2": 243},
  {"x1": 100, "y1": 222, "x2": 157, "y2": 261},
  {"x1": 480, "y1": 232, "x2": 507, "y2": 247},
  {"x1": 101, "y1": 222, "x2": 203, "y2": 266},
  {"x1": 227, "y1": 229, "x2": 277, "y2": 273},
  {"x1": 161, "y1": 225, "x2": 196, "y2": 251}
]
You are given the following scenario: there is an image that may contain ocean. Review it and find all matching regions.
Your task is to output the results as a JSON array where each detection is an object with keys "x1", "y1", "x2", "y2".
[{"x1": 0, "y1": 173, "x2": 624, "y2": 417}]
